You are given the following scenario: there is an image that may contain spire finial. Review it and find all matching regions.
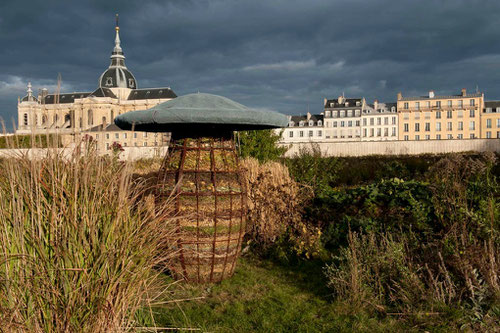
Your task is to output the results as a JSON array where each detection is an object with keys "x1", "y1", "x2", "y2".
[
  {"x1": 114, "y1": 14, "x2": 122, "y2": 53},
  {"x1": 27, "y1": 82, "x2": 32, "y2": 97}
]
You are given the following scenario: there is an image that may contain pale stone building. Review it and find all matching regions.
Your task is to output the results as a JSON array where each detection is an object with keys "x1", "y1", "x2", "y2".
[
  {"x1": 361, "y1": 101, "x2": 398, "y2": 141},
  {"x1": 397, "y1": 89, "x2": 484, "y2": 141},
  {"x1": 16, "y1": 19, "x2": 176, "y2": 149},
  {"x1": 482, "y1": 101, "x2": 500, "y2": 139},
  {"x1": 280, "y1": 113, "x2": 324, "y2": 143},
  {"x1": 323, "y1": 96, "x2": 364, "y2": 141}
]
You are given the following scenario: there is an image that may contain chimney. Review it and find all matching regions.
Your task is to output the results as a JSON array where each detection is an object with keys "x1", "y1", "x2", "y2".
[
  {"x1": 306, "y1": 112, "x2": 311, "y2": 121},
  {"x1": 461, "y1": 88, "x2": 466, "y2": 96},
  {"x1": 338, "y1": 95, "x2": 344, "y2": 104},
  {"x1": 324, "y1": 98, "x2": 327, "y2": 107},
  {"x1": 397, "y1": 92, "x2": 402, "y2": 100},
  {"x1": 373, "y1": 99, "x2": 379, "y2": 110},
  {"x1": 429, "y1": 90, "x2": 435, "y2": 98}
]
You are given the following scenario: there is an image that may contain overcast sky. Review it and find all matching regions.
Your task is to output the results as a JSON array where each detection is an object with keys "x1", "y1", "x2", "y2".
[{"x1": 1, "y1": 0, "x2": 500, "y2": 128}]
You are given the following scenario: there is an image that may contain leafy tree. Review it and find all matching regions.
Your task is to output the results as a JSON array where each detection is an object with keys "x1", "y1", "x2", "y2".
[{"x1": 236, "y1": 129, "x2": 288, "y2": 162}]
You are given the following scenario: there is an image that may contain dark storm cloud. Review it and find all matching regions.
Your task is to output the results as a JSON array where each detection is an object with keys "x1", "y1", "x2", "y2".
[{"x1": 1, "y1": 0, "x2": 500, "y2": 127}]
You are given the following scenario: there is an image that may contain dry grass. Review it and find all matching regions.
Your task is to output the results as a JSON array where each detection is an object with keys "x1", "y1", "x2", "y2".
[{"x1": 0, "y1": 142, "x2": 177, "y2": 332}]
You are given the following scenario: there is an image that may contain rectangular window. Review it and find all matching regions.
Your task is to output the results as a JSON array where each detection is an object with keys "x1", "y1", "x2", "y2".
[
  {"x1": 447, "y1": 100, "x2": 452, "y2": 107},
  {"x1": 308, "y1": 130, "x2": 313, "y2": 137},
  {"x1": 115, "y1": 133, "x2": 119, "y2": 139},
  {"x1": 384, "y1": 117, "x2": 388, "y2": 125},
  {"x1": 458, "y1": 100, "x2": 463, "y2": 108},
  {"x1": 457, "y1": 134, "x2": 463, "y2": 139},
  {"x1": 425, "y1": 123, "x2": 430, "y2": 131},
  {"x1": 436, "y1": 101, "x2": 441, "y2": 107},
  {"x1": 425, "y1": 135, "x2": 430, "y2": 140},
  {"x1": 318, "y1": 130, "x2": 322, "y2": 137},
  {"x1": 106, "y1": 134, "x2": 110, "y2": 139},
  {"x1": 486, "y1": 131, "x2": 492, "y2": 138},
  {"x1": 470, "y1": 99, "x2": 475, "y2": 106},
  {"x1": 341, "y1": 121, "x2": 345, "y2": 127},
  {"x1": 392, "y1": 116, "x2": 396, "y2": 124},
  {"x1": 447, "y1": 122, "x2": 452, "y2": 131},
  {"x1": 377, "y1": 118, "x2": 381, "y2": 125},
  {"x1": 447, "y1": 134, "x2": 453, "y2": 139},
  {"x1": 470, "y1": 134, "x2": 475, "y2": 139},
  {"x1": 392, "y1": 127, "x2": 396, "y2": 136},
  {"x1": 299, "y1": 131, "x2": 304, "y2": 137},
  {"x1": 404, "y1": 135, "x2": 409, "y2": 141},
  {"x1": 355, "y1": 120, "x2": 360, "y2": 126},
  {"x1": 447, "y1": 110, "x2": 452, "y2": 119},
  {"x1": 415, "y1": 123, "x2": 420, "y2": 132},
  {"x1": 133, "y1": 133, "x2": 137, "y2": 138},
  {"x1": 436, "y1": 134, "x2": 441, "y2": 140},
  {"x1": 333, "y1": 121, "x2": 337, "y2": 127},
  {"x1": 144, "y1": 132, "x2": 148, "y2": 138},
  {"x1": 457, "y1": 110, "x2": 463, "y2": 118},
  {"x1": 289, "y1": 131, "x2": 293, "y2": 138},
  {"x1": 370, "y1": 128, "x2": 374, "y2": 137},
  {"x1": 426, "y1": 101, "x2": 431, "y2": 108},
  {"x1": 436, "y1": 122, "x2": 441, "y2": 131},
  {"x1": 384, "y1": 128, "x2": 388, "y2": 136},
  {"x1": 458, "y1": 121, "x2": 463, "y2": 130},
  {"x1": 497, "y1": 119, "x2": 500, "y2": 127},
  {"x1": 96, "y1": 134, "x2": 99, "y2": 139},
  {"x1": 415, "y1": 102, "x2": 420, "y2": 110},
  {"x1": 348, "y1": 121, "x2": 352, "y2": 127},
  {"x1": 470, "y1": 121, "x2": 475, "y2": 130},
  {"x1": 404, "y1": 123, "x2": 409, "y2": 132},
  {"x1": 497, "y1": 131, "x2": 500, "y2": 138},
  {"x1": 436, "y1": 111, "x2": 441, "y2": 119},
  {"x1": 363, "y1": 128, "x2": 367, "y2": 137},
  {"x1": 363, "y1": 118, "x2": 367, "y2": 126},
  {"x1": 404, "y1": 102, "x2": 409, "y2": 109},
  {"x1": 487, "y1": 119, "x2": 492, "y2": 128},
  {"x1": 370, "y1": 118, "x2": 374, "y2": 125},
  {"x1": 377, "y1": 128, "x2": 381, "y2": 136},
  {"x1": 143, "y1": 142, "x2": 147, "y2": 146},
  {"x1": 123, "y1": 133, "x2": 127, "y2": 139},
  {"x1": 415, "y1": 135, "x2": 420, "y2": 140},
  {"x1": 470, "y1": 109, "x2": 475, "y2": 117}
]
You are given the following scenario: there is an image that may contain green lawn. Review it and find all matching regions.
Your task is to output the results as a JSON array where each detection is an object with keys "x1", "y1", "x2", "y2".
[{"x1": 152, "y1": 256, "x2": 416, "y2": 332}]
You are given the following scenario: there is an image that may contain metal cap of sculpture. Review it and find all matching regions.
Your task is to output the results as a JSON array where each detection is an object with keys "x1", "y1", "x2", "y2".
[{"x1": 115, "y1": 93, "x2": 287, "y2": 282}]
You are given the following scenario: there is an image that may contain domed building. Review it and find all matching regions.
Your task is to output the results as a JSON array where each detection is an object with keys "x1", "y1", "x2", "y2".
[{"x1": 16, "y1": 17, "x2": 176, "y2": 149}]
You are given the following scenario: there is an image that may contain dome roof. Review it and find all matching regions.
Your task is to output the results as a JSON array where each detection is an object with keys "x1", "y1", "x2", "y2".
[
  {"x1": 114, "y1": 93, "x2": 288, "y2": 136},
  {"x1": 98, "y1": 22, "x2": 137, "y2": 89},
  {"x1": 98, "y1": 67, "x2": 137, "y2": 89}
]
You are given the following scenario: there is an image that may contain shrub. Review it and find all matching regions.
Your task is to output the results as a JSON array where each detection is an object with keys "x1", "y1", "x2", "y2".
[
  {"x1": 242, "y1": 158, "x2": 322, "y2": 260},
  {"x1": 237, "y1": 130, "x2": 288, "y2": 162},
  {"x1": 0, "y1": 143, "x2": 176, "y2": 332}
]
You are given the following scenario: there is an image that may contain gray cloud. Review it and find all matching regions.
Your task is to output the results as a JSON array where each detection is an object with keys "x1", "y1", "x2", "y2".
[{"x1": 1, "y1": 0, "x2": 500, "y2": 129}]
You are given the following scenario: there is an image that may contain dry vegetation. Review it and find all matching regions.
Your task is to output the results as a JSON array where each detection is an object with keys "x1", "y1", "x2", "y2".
[{"x1": 0, "y1": 145, "x2": 177, "y2": 332}]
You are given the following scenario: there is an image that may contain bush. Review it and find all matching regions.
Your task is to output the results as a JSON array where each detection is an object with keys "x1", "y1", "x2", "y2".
[
  {"x1": 242, "y1": 158, "x2": 322, "y2": 260},
  {"x1": 0, "y1": 144, "x2": 176, "y2": 332},
  {"x1": 237, "y1": 130, "x2": 288, "y2": 162}
]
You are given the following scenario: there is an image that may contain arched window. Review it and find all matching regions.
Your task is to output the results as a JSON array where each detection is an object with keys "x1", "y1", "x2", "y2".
[
  {"x1": 309, "y1": 120, "x2": 314, "y2": 126},
  {"x1": 88, "y1": 109, "x2": 93, "y2": 126},
  {"x1": 317, "y1": 120, "x2": 323, "y2": 127}
]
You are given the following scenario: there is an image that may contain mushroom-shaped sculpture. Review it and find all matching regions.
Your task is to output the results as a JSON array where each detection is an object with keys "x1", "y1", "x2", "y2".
[{"x1": 115, "y1": 93, "x2": 288, "y2": 283}]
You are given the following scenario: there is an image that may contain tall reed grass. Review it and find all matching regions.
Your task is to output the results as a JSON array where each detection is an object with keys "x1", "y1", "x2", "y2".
[{"x1": 0, "y1": 143, "x2": 176, "y2": 332}]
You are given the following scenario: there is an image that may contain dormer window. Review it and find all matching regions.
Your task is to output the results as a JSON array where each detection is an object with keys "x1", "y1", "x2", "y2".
[
  {"x1": 356, "y1": 101, "x2": 360, "y2": 106},
  {"x1": 391, "y1": 106, "x2": 396, "y2": 112},
  {"x1": 330, "y1": 103, "x2": 334, "y2": 107},
  {"x1": 309, "y1": 121, "x2": 314, "y2": 126},
  {"x1": 159, "y1": 90, "x2": 163, "y2": 94},
  {"x1": 299, "y1": 121, "x2": 304, "y2": 127},
  {"x1": 345, "y1": 102, "x2": 349, "y2": 107},
  {"x1": 497, "y1": 107, "x2": 500, "y2": 113},
  {"x1": 317, "y1": 120, "x2": 323, "y2": 126},
  {"x1": 289, "y1": 121, "x2": 295, "y2": 127},
  {"x1": 105, "y1": 77, "x2": 113, "y2": 87},
  {"x1": 325, "y1": 111, "x2": 331, "y2": 117},
  {"x1": 128, "y1": 79, "x2": 135, "y2": 88}
]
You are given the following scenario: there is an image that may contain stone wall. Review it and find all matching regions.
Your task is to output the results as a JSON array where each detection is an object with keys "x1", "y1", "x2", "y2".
[{"x1": 281, "y1": 139, "x2": 500, "y2": 157}]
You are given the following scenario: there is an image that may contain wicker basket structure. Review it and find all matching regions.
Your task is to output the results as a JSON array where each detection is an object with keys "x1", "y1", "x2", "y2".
[{"x1": 157, "y1": 135, "x2": 246, "y2": 283}]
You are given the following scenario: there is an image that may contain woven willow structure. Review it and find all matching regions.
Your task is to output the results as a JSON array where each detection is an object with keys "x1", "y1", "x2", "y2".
[
  {"x1": 115, "y1": 93, "x2": 287, "y2": 283},
  {"x1": 158, "y1": 135, "x2": 245, "y2": 282}
]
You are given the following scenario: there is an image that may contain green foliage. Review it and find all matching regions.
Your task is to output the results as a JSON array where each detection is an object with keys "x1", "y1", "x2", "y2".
[
  {"x1": 237, "y1": 129, "x2": 288, "y2": 162},
  {"x1": 284, "y1": 144, "x2": 343, "y2": 195},
  {"x1": 0, "y1": 134, "x2": 62, "y2": 148}
]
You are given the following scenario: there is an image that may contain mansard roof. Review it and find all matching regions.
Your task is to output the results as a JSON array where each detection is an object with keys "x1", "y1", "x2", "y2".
[
  {"x1": 89, "y1": 87, "x2": 117, "y2": 98},
  {"x1": 43, "y1": 92, "x2": 92, "y2": 104},
  {"x1": 127, "y1": 87, "x2": 177, "y2": 100},
  {"x1": 289, "y1": 114, "x2": 324, "y2": 126},
  {"x1": 399, "y1": 93, "x2": 482, "y2": 101},
  {"x1": 325, "y1": 98, "x2": 363, "y2": 108}
]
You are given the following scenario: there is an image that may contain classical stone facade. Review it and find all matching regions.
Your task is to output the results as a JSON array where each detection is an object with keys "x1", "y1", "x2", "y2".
[
  {"x1": 397, "y1": 89, "x2": 484, "y2": 141},
  {"x1": 16, "y1": 19, "x2": 176, "y2": 149},
  {"x1": 481, "y1": 101, "x2": 500, "y2": 139}
]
